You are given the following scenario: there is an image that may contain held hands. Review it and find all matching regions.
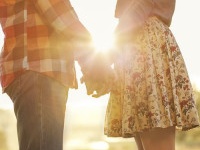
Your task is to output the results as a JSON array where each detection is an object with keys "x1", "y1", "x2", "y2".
[
  {"x1": 81, "y1": 72, "x2": 113, "y2": 98},
  {"x1": 80, "y1": 52, "x2": 115, "y2": 98},
  {"x1": 67, "y1": 19, "x2": 115, "y2": 98}
]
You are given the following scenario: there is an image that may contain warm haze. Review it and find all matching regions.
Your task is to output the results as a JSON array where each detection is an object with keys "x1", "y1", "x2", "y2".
[{"x1": 0, "y1": 0, "x2": 200, "y2": 109}]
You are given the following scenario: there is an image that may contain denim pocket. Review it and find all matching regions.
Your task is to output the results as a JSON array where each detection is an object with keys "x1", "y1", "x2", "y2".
[{"x1": 5, "y1": 74, "x2": 21, "y2": 103}]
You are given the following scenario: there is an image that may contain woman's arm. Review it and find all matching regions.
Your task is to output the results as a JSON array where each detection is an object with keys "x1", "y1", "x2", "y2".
[{"x1": 116, "y1": 0, "x2": 154, "y2": 34}]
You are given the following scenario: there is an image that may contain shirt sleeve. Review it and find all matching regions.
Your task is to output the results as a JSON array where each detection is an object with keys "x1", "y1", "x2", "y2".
[
  {"x1": 31, "y1": 0, "x2": 79, "y2": 34},
  {"x1": 117, "y1": 0, "x2": 154, "y2": 32}
]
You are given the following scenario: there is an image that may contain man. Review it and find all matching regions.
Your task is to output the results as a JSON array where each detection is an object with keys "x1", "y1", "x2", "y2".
[{"x1": 0, "y1": 0, "x2": 112, "y2": 149}]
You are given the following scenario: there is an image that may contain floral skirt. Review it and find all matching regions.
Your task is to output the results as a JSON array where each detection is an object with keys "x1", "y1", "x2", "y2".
[{"x1": 104, "y1": 17, "x2": 200, "y2": 138}]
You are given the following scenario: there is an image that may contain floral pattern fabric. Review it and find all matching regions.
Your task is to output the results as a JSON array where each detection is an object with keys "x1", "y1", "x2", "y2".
[{"x1": 104, "y1": 17, "x2": 200, "y2": 138}]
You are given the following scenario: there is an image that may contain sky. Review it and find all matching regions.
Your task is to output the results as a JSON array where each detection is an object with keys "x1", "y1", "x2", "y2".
[{"x1": 0, "y1": 0, "x2": 200, "y2": 109}]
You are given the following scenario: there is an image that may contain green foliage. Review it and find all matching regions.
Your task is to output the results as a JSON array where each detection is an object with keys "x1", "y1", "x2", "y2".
[{"x1": 176, "y1": 87, "x2": 200, "y2": 147}]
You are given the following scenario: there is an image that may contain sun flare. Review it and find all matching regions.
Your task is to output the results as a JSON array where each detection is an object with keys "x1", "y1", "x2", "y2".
[
  {"x1": 91, "y1": 31, "x2": 115, "y2": 52},
  {"x1": 71, "y1": 0, "x2": 118, "y2": 53}
]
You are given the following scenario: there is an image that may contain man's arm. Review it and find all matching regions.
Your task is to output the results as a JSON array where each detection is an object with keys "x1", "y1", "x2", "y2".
[{"x1": 30, "y1": 0, "x2": 90, "y2": 40}]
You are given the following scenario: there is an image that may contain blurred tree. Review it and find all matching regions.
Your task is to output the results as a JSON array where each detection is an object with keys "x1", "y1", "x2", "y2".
[
  {"x1": 0, "y1": 109, "x2": 18, "y2": 150},
  {"x1": 176, "y1": 86, "x2": 200, "y2": 147},
  {"x1": 0, "y1": 130, "x2": 8, "y2": 150}
]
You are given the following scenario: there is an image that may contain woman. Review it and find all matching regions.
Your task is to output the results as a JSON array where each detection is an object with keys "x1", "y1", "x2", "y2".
[{"x1": 104, "y1": 0, "x2": 200, "y2": 150}]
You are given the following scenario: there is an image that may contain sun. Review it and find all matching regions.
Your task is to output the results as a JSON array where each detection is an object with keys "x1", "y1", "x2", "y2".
[
  {"x1": 70, "y1": 0, "x2": 118, "y2": 53},
  {"x1": 91, "y1": 31, "x2": 115, "y2": 52}
]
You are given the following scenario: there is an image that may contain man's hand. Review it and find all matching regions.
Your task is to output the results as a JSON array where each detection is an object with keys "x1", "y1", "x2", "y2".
[
  {"x1": 81, "y1": 71, "x2": 114, "y2": 98},
  {"x1": 80, "y1": 52, "x2": 115, "y2": 98}
]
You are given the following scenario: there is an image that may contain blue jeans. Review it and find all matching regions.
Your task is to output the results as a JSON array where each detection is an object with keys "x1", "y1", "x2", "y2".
[{"x1": 5, "y1": 71, "x2": 69, "y2": 150}]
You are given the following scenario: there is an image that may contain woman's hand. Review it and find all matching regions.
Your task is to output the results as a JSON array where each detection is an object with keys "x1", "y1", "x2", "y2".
[
  {"x1": 81, "y1": 66, "x2": 115, "y2": 98},
  {"x1": 80, "y1": 52, "x2": 115, "y2": 98}
]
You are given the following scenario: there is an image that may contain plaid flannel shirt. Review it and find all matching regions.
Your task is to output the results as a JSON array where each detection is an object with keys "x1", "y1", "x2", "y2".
[{"x1": 0, "y1": 0, "x2": 84, "y2": 92}]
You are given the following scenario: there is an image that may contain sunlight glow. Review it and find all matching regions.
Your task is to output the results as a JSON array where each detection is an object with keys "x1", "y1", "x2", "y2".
[
  {"x1": 71, "y1": 0, "x2": 118, "y2": 52},
  {"x1": 89, "y1": 141, "x2": 109, "y2": 150},
  {"x1": 92, "y1": 32, "x2": 115, "y2": 52}
]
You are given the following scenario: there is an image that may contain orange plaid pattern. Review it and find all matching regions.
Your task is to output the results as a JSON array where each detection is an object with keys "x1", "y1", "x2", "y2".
[{"x1": 0, "y1": 0, "x2": 81, "y2": 91}]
